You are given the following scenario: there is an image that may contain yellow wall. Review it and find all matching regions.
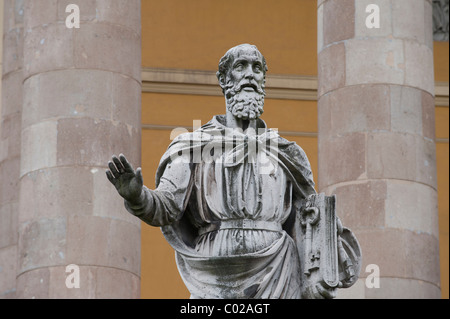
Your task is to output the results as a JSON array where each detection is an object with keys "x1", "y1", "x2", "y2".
[
  {"x1": 141, "y1": 0, "x2": 318, "y2": 75},
  {"x1": 434, "y1": 41, "x2": 449, "y2": 300},
  {"x1": 434, "y1": 42, "x2": 449, "y2": 82},
  {"x1": 140, "y1": 1, "x2": 449, "y2": 299}
]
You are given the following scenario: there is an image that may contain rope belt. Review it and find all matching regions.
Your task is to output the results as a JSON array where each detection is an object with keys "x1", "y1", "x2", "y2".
[{"x1": 198, "y1": 219, "x2": 283, "y2": 236}]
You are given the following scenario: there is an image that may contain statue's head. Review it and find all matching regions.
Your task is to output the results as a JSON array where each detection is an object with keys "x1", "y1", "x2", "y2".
[{"x1": 217, "y1": 44, "x2": 268, "y2": 120}]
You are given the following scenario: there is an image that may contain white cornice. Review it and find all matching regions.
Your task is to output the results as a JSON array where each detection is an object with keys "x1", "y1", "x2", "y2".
[{"x1": 141, "y1": 67, "x2": 449, "y2": 106}]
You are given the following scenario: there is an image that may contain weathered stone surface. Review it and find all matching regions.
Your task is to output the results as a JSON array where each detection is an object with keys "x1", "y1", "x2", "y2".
[
  {"x1": 385, "y1": 181, "x2": 439, "y2": 237},
  {"x1": 17, "y1": 0, "x2": 142, "y2": 299},
  {"x1": 18, "y1": 218, "x2": 67, "y2": 274},
  {"x1": 366, "y1": 131, "x2": 412, "y2": 180},
  {"x1": 0, "y1": 112, "x2": 21, "y2": 159},
  {"x1": 421, "y1": 91, "x2": 436, "y2": 140},
  {"x1": 318, "y1": 133, "x2": 366, "y2": 189},
  {"x1": 16, "y1": 267, "x2": 51, "y2": 299},
  {"x1": 17, "y1": 265, "x2": 140, "y2": 299},
  {"x1": 20, "y1": 120, "x2": 58, "y2": 177},
  {"x1": 318, "y1": 0, "x2": 440, "y2": 299},
  {"x1": 318, "y1": 84, "x2": 391, "y2": 137},
  {"x1": 50, "y1": 266, "x2": 139, "y2": 299},
  {"x1": 1, "y1": 71, "x2": 22, "y2": 118},
  {"x1": 73, "y1": 23, "x2": 141, "y2": 82},
  {"x1": 335, "y1": 278, "x2": 366, "y2": 299},
  {"x1": 22, "y1": 70, "x2": 114, "y2": 128},
  {"x1": 66, "y1": 215, "x2": 110, "y2": 267},
  {"x1": 23, "y1": 23, "x2": 74, "y2": 79},
  {"x1": 18, "y1": 167, "x2": 94, "y2": 223},
  {"x1": 93, "y1": 267, "x2": 140, "y2": 299},
  {"x1": 66, "y1": 216, "x2": 140, "y2": 275},
  {"x1": 23, "y1": 0, "x2": 57, "y2": 30},
  {"x1": 365, "y1": 277, "x2": 441, "y2": 299},
  {"x1": 2, "y1": 27, "x2": 23, "y2": 76},
  {"x1": 1, "y1": 0, "x2": 23, "y2": 301},
  {"x1": 390, "y1": 85, "x2": 423, "y2": 135},
  {"x1": 392, "y1": 0, "x2": 427, "y2": 44},
  {"x1": 56, "y1": 117, "x2": 141, "y2": 168},
  {"x1": 96, "y1": 0, "x2": 142, "y2": 35},
  {"x1": 323, "y1": 180, "x2": 387, "y2": 231},
  {"x1": 0, "y1": 156, "x2": 20, "y2": 204},
  {"x1": 355, "y1": 228, "x2": 440, "y2": 286},
  {"x1": 345, "y1": 38, "x2": 405, "y2": 87},
  {"x1": 0, "y1": 202, "x2": 18, "y2": 248},
  {"x1": 424, "y1": 0, "x2": 434, "y2": 49},
  {"x1": 337, "y1": 277, "x2": 442, "y2": 299},
  {"x1": 3, "y1": 0, "x2": 25, "y2": 32},
  {"x1": 318, "y1": 43, "x2": 345, "y2": 96},
  {"x1": 111, "y1": 74, "x2": 142, "y2": 128},
  {"x1": 323, "y1": 0, "x2": 354, "y2": 46},
  {"x1": 0, "y1": 245, "x2": 17, "y2": 299},
  {"x1": 23, "y1": 70, "x2": 142, "y2": 129},
  {"x1": 404, "y1": 41, "x2": 435, "y2": 95}
]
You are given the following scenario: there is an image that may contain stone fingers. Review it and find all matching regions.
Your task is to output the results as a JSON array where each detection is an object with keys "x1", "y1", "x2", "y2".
[
  {"x1": 106, "y1": 169, "x2": 117, "y2": 186},
  {"x1": 112, "y1": 155, "x2": 125, "y2": 173},
  {"x1": 119, "y1": 153, "x2": 135, "y2": 173},
  {"x1": 108, "y1": 159, "x2": 121, "y2": 178},
  {"x1": 106, "y1": 154, "x2": 137, "y2": 186}
]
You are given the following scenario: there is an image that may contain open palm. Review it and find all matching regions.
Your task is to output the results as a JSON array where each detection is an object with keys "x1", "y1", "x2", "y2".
[{"x1": 106, "y1": 154, "x2": 143, "y2": 204}]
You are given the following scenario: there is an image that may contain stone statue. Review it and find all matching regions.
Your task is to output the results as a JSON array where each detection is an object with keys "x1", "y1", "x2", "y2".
[
  {"x1": 433, "y1": 0, "x2": 449, "y2": 41},
  {"x1": 106, "y1": 44, "x2": 361, "y2": 299}
]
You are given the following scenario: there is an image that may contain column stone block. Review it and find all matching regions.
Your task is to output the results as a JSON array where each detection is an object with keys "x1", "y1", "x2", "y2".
[
  {"x1": 17, "y1": 0, "x2": 142, "y2": 299},
  {"x1": 318, "y1": 0, "x2": 440, "y2": 298}
]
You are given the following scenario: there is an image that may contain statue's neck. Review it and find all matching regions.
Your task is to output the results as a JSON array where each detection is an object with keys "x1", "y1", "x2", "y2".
[{"x1": 225, "y1": 111, "x2": 258, "y2": 133}]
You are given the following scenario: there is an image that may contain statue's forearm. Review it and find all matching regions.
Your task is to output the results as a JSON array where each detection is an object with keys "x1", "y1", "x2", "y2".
[
  {"x1": 124, "y1": 186, "x2": 183, "y2": 227},
  {"x1": 124, "y1": 186, "x2": 154, "y2": 220}
]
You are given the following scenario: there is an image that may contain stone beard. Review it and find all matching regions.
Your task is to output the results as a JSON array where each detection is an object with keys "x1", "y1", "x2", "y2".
[{"x1": 224, "y1": 79, "x2": 265, "y2": 120}]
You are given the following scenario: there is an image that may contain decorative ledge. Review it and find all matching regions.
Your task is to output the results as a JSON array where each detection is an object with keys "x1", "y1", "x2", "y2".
[{"x1": 141, "y1": 67, "x2": 449, "y2": 106}]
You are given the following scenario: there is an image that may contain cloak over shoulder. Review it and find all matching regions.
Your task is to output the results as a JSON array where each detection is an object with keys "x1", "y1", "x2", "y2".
[{"x1": 157, "y1": 115, "x2": 317, "y2": 298}]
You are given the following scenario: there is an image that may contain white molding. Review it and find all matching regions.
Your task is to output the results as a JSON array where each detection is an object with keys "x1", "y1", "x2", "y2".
[
  {"x1": 141, "y1": 67, "x2": 449, "y2": 106},
  {"x1": 141, "y1": 123, "x2": 318, "y2": 138},
  {"x1": 435, "y1": 81, "x2": 450, "y2": 107},
  {"x1": 142, "y1": 67, "x2": 318, "y2": 101}
]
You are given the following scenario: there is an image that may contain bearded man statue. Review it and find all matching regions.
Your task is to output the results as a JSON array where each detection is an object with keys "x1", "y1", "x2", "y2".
[{"x1": 106, "y1": 44, "x2": 361, "y2": 299}]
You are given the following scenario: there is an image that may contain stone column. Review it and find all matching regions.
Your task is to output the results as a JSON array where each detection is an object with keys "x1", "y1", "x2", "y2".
[
  {"x1": 0, "y1": 0, "x2": 23, "y2": 299},
  {"x1": 17, "y1": 0, "x2": 142, "y2": 298},
  {"x1": 317, "y1": 0, "x2": 440, "y2": 298}
]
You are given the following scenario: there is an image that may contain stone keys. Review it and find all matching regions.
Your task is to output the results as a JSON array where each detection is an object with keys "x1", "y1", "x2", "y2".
[{"x1": 293, "y1": 193, "x2": 362, "y2": 298}]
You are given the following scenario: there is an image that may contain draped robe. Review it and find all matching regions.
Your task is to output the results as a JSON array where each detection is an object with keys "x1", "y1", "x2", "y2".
[{"x1": 125, "y1": 115, "x2": 316, "y2": 298}]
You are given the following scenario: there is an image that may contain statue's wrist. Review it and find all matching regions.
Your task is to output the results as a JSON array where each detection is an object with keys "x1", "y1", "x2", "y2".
[{"x1": 126, "y1": 187, "x2": 146, "y2": 208}]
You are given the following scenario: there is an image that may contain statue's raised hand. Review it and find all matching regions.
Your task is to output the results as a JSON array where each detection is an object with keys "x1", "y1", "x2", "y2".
[{"x1": 106, "y1": 154, "x2": 143, "y2": 204}]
